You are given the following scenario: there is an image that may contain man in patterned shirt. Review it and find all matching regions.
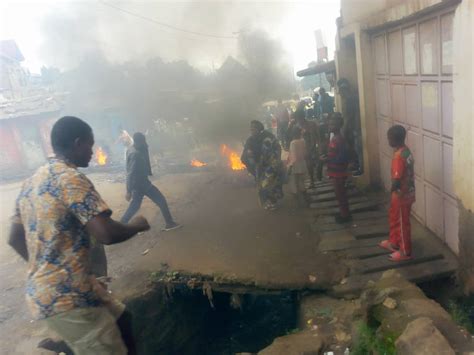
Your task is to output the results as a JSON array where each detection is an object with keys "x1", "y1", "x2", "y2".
[
  {"x1": 8, "y1": 116, "x2": 150, "y2": 354},
  {"x1": 379, "y1": 125, "x2": 416, "y2": 262}
]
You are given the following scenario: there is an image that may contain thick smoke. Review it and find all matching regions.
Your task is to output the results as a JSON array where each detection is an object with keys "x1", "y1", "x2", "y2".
[
  {"x1": 38, "y1": 1, "x2": 292, "y2": 71},
  {"x1": 39, "y1": 1, "x2": 295, "y2": 150}
]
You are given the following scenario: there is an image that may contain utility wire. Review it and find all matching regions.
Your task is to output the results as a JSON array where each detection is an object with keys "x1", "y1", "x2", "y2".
[{"x1": 98, "y1": 0, "x2": 238, "y2": 40}]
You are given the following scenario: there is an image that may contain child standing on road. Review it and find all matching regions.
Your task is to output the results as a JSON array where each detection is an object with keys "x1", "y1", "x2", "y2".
[
  {"x1": 321, "y1": 113, "x2": 351, "y2": 224},
  {"x1": 287, "y1": 127, "x2": 308, "y2": 206},
  {"x1": 379, "y1": 125, "x2": 415, "y2": 261}
]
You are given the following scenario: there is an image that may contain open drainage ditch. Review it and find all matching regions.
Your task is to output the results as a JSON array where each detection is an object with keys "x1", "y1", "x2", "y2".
[{"x1": 126, "y1": 284, "x2": 298, "y2": 355}]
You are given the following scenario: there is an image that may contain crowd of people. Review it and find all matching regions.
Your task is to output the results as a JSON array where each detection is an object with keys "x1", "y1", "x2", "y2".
[
  {"x1": 242, "y1": 79, "x2": 415, "y2": 258},
  {"x1": 7, "y1": 78, "x2": 416, "y2": 354},
  {"x1": 243, "y1": 84, "x2": 353, "y2": 212}
]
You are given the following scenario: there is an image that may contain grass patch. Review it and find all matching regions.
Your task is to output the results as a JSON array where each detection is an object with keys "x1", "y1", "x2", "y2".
[
  {"x1": 447, "y1": 299, "x2": 474, "y2": 334},
  {"x1": 351, "y1": 322, "x2": 396, "y2": 355}
]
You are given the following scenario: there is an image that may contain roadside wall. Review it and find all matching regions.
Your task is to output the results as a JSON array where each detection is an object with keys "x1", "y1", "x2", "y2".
[
  {"x1": 337, "y1": 0, "x2": 457, "y2": 186},
  {"x1": 338, "y1": 0, "x2": 474, "y2": 282},
  {"x1": 452, "y1": 0, "x2": 474, "y2": 292}
]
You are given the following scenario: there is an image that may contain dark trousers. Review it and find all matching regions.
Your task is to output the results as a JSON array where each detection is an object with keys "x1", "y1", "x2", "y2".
[
  {"x1": 121, "y1": 183, "x2": 174, "y2": 225},
  {"x1": 277, "y1": 123, "x2": 288, "y2": 145},
  {"x1": 118, "y1": 310, "x2": 137, "y2": 355},
  {"x1": 316, "y1": 160, "x2": 324, "y2": 181},
  {"x1": 306, "y1": 158, "x2": 316, "y2": 185},
  {"x1": 332, "y1": 177, "x2": 350, "y2": 218}
]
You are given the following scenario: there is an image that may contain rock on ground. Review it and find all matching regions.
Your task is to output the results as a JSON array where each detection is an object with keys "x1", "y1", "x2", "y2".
[
  {"x1": 258, "y1": 330, "x2": 324, "y2": 355},
  {"x1": 361, "y1": 270, "x2": 474, "y2": 353},
  {"x1": 396, "y1": 317, "x2": 455, "y2": 355}
]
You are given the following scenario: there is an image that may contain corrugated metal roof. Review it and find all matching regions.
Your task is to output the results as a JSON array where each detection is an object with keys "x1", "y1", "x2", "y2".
[{"x1": 296, "y1": 60, "x2": 335, "y2": 77}]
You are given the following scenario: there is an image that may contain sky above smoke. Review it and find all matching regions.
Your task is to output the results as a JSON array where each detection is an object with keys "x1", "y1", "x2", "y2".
[{"x1": 0, "y1": 0, "x2": 340, "y2": 74}]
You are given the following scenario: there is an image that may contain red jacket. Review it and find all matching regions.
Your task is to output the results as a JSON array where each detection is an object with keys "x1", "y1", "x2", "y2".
[{"x1": 327, "y1": 133, "x2": 349, "y2": 178}]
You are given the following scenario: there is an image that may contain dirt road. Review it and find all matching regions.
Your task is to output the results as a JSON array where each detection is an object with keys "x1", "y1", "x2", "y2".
[{"x1": 0, "y1": 167, "x2": 343, "y2": 354}]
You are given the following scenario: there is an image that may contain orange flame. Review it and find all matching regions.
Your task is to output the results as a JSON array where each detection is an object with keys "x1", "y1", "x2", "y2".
[
  {"x1": 191, "y1": 159, "x2": 206, "y2": 167},
  {"x1": 95, "y1": 146, "x2": 108, "y2": 166},
  {"x1": 220, "y1": 144, "x2": 245, "y2": 171}
]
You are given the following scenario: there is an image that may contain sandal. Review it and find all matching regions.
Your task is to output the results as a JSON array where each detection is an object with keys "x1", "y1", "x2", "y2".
[
  {"x1": 389, "y1": 250, "x2": 412, "y2": 262},
  {"x1": 378, "y1": 240, "x2": 398, "y2": 252}
]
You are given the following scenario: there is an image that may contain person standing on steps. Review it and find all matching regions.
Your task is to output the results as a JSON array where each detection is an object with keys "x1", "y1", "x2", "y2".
[
  {"x1": 8, "y1": 116, "x2": 150, "y2": 355},
  {"x1": 286, "y1": 109, "x2": 319, "y2": 188},
  {"x1": 318, "y1": 87, "x2": 334, "y2": 117},
  {"x1": 337, "y1": 78, "x2": 363, "y2": 177},
  {"x1": 287, "y1": 126, "x2": 308, "y2": 207},
  {"x1": 320, "y1": 113, "x2": 352, "y2": 224},
  {"x1": 121, "y1": 132, "x2": 181, "y2": 231},
  {"x1": 379, "y1": 125, "x2": 415, "y2": 262}
]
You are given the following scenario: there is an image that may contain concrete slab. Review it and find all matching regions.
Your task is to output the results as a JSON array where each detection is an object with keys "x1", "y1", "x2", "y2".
[
  {"x1": 329, "y1": 219, "x2": 459, "y2": 297},
  {"x1": 352, "y1": 224, "x2": 389, "y2": 240},
  {"x1": 309, "y1": 195, "x2": 368, "y2": 209},
  {"x1": 331, "y1": 258, "x2": 458, "y2": 298},
  {"x1": 316, "y1": 210, "x2": 387, "y2": 225},
  {"x1": 312, "y1": 200, "x2": 382, "y2": 214},
  {"x1": 320, "y1": 237, "x2": 386, "y2": 252},
  {"x1": 319, "y1": 217, "x2": 387, "y2": 232},
  {"x1": 308, "y1": 189, "x2": 360, "y2": 202},
  {"x1": 307, "y1": 182, "x2": 355, "y2": 194}
]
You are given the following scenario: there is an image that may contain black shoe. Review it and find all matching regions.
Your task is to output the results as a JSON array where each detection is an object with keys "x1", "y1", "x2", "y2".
[
  {"x1": 335, "y1": 215, "x2": 353, "y2": 224},
  {"x1": 38, "y1": 338, "x2": 73, "y2": 355}
]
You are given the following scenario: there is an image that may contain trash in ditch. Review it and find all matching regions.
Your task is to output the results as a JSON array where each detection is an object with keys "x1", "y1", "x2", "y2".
[
  {"x1": 142, "y1": 249, "x2": 150, "y2": 255},
  {"x1": 203, "y1": 281, "x2": 214, "y2": 308},
  {"x1": 340, "y1": 277, "x2": 348, "y2": 285},
  {"x1": 308, "y1": 275, "x2": 318, "y2": 283},
  {"x1": 295, "y1": 232, "x2": 302, "y2": 238},
  {"x1": 230, "y1": 293, "x2": 242, "y2": 310},
  {"x1": 335, "y1": 329, "x2": 351, "y2": 342},
  {"x1": 186, "y1": 278, "x2": 197, "y2": 289},
  {"x1": 383, "y1": 297, "x2": 397, "y2": 309}
]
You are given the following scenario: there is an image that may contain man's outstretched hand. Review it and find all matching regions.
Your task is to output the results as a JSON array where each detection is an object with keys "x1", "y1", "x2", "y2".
[{"x1": 129, "y1": 215, "x2": 150, "y2": 232}]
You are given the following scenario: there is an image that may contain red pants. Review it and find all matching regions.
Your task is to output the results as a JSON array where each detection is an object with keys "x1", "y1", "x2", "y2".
[
  {"x1": 389, "y1": 193, "x2": 413, "y2": 255},
  {"x1": 332, "y1": 177, "x2": 350, "y2": 218}
]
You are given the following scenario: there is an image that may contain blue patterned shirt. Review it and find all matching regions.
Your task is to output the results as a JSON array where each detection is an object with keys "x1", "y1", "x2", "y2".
[{"x1": 12, "y1": 158, "x2": 111, "y2": 319}]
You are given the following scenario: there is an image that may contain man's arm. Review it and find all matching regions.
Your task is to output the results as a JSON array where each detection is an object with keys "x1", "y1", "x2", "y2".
[
  {"x1": 8, "y1": 222, "x2": 28, "y2": 261},
  {"x1": 62, "y1": 170, "x2": 149, "y2": 244},
  {"x1": 86, "y1": 214, "x2": 150, "y2": 246}
]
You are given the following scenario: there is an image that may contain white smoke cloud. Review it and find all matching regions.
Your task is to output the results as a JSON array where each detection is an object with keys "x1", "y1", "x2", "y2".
[{"x1": 1, "y1": 1, "x2": 340, "y2": 74}]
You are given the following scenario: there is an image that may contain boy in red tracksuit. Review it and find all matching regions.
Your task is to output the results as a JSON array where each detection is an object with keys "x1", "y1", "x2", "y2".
[
  {"x1": 379, "y1": 125, "x2": 415, "y2": 261},
  {"x1": 321, "y1": 113, "x2": 352, "y2": 224}
]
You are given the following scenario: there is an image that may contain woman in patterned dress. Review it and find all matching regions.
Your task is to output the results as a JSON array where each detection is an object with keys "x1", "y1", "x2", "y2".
[{"x1": 241, "y1": 120, "x2": 284, "y2": 210}]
